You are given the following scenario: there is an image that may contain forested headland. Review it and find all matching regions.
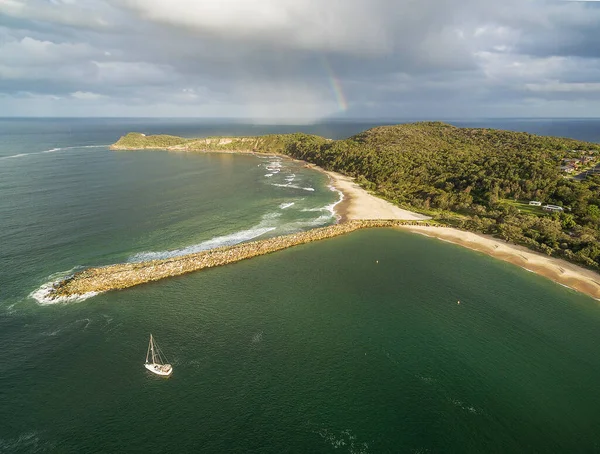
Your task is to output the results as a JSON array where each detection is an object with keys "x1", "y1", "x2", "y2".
[{"x1": 112, "y1": 123, "x2": 600, "y2": 270}]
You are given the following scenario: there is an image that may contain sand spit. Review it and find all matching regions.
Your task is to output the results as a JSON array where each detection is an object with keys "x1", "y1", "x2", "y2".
[{"x1": 47, "y1": 220, "x2": 433, "y2": 299}]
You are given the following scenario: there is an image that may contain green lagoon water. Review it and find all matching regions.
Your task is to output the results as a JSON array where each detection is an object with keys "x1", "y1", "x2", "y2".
[{"x1": 1, "y1": 119, "x2": 600, "y2": 453}]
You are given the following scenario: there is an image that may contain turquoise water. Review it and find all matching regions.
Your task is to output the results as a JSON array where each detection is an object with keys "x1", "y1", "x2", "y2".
[{"x1": 1, "y1": 119, "x2": 600, "y2": 452}]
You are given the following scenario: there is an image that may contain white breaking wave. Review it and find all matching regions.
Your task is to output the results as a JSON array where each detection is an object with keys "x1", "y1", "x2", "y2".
[
  {"x1": 1, "y1": 153, "x2": 27, "y2": 160},
  {"x1": 271, "y1": 183, "x2": 315, "y2": 191},
  {"x1": 326, "y1": 185, "x2": 344, "y2": 221},
  {"x1": 279, "y1": 202, "x2": 295, "y2": 209},
  {"x1": 262, "y1": 212, "x2": 282, "y2": 220},
  {"x1": 264, "y1": 173, "x2": 274, "y2": 177},
  {"x1": 300, "y1": 185, "x2": 344, "y2": 220},
  {"x1": 276, "y1": 212, "x2": 335, "y2": 234},
  {"x1": 129, "y1": 226, "x2": 276, "y2": 262},
  {"x1": 128, "y1": 211, "x2": 283, "y2": 262},
  {"x1": 30, "y1": 274, "x2": 99, "y2": 305},
  {"x1": 0, "y1": 144, "x2": 107, "y2": 161}
]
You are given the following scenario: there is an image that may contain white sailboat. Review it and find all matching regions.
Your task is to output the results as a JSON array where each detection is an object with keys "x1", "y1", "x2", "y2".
[{"x1": 144, "y1": 334, "x2": 173, "y2": 377}]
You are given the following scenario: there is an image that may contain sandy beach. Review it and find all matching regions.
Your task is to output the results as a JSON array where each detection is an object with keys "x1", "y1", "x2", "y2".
[
  {"x1": 318, "y1": 167, "x2": 600, "y2": 301},
  {"x1": 399, "y1": 225, "x2": 600, "y2": 301},
  {"x1": 322, "y1": 169, "x2": 431, "y2": 222},
  {"x1": 111, "y1": 146, "x2": 600, "y2": 301}
]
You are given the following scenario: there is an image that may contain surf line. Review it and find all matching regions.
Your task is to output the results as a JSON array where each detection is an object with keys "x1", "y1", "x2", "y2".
[
  {"x1": 42, "y1": 220, "x2": 433, "y2": 301},
  {"x1": 0, "y1": 145, "x2": 108, "y2": 161}
]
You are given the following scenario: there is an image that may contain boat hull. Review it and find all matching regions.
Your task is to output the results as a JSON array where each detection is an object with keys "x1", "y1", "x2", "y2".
[{"x1": 144, "y1": 363, "x2": 173, "y2": 377}]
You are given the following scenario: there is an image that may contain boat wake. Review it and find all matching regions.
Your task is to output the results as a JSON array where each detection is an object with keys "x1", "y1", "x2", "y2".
[
  {"x1": 0, "y1": 431, "x2": 53, "y2": 453},
  {"x1": 449, "y1": 398, "x2": 483, "y2": 415},
  {"x1": 41, "y1": 318, "x2": 92, "y2": 337},
  {"x1": 315, "y1": 427, "x2": 370, "y2": 453},
  {"x1": 0, "y1": 144, "x2": 107, "y2": 161}
]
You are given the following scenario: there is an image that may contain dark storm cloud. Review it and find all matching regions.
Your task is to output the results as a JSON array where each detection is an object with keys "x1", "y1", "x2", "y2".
[{"x1": 0, "y1": 0, "x2": 599, "y2": 118}]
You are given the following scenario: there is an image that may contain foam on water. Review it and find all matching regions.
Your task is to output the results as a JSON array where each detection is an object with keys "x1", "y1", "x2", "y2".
[
  {"x1": 31, "y1": 201, "x2": 327, "y2": 302},
  {"x1": 300, "y1": 185, "x2": 344, "y2": 220},
  {"x1": 129, "y1": 226, "x2": 277, "y2": 262},
  {"x1": 315, "y1": 428, "x2": 370, "y2": 453},
  {"x1": 30, "y1": 267, "x2": 100, "y2": 305},
  {"x1": 0, "y1": 144, "x2": 107, "y2": 161},
  {"x1": 251, "y1": 331, "x2": 264, "y2": 343},
  {"x1": 128, "y1": 211, "x2": 282, "y2": 262},
  {"x1": 41, "y1": 318, "x2": 92, "y2": 337},
  {"x1": 30, "y1": 280, "x2": 100, "y2": 305},
  {"x1": 449, "y1": 398, "x2": 483, "y2": 415},
  {"x1": 277, "y1": 213, "x2": 334, "y2": 233},
  {"x1": 271, "y1": 183, "x2": 315, "y2": 191},
  {"x1": 262, "y1": 212, "x2": 282, "y2": 220},
  {"x1": 326, "y1": 184, "x2": 344, "y2": 220},
  {"x1": 0, "y1": 153, "x2": 27, "y2": 160},
  {"x1": 0, "y1": 431, "x2": 53, "y2": 452}
]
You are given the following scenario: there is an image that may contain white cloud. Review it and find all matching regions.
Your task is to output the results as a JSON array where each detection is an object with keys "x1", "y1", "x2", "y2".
[
  {"x1": 71, "y1": 91, "x2": 105, "y2": 100},
  {"x1": 0, "y1": 0, "x2": 599, "y2": 118},
  {"x1": 0, "y1": 0, "x2": 113, "y2": 29},
  {"x1": 90, "y1": 61, "x2": 176, "y2": 86},
  {"x1": 0, "y1": 37, "x2": 95, "y2": 66},
  {"x1": 111, "y1": 0, "x2": 391, "y2": 53}
]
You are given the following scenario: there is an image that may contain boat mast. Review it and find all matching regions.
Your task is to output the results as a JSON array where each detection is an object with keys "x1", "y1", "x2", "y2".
[
  {"x1": 146, "y1": 335, "x2": 151, "y2": 363},
  {"x1": 150, "y1": 334, "x2": 157, "y2": 364}
]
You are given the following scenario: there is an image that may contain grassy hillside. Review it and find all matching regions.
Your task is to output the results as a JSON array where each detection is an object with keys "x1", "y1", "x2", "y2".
[
  {"x1": 112, "y1": 123, "x2": 600, "y2": 270},
  {"x1": 112, "y1": 132, "x2": 330, "y2": 154},
  {"x1": 112, "y1": 132, "x2": 190, "y2": 149}
]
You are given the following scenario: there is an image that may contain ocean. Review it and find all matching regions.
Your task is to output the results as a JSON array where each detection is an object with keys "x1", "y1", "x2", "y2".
[{"x1": 1, "y1": 118, "x2": 600, "y2": 452}]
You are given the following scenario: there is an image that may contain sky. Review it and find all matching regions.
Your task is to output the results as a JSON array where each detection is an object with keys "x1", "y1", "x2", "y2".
[{"x1": 1, "y1": 0, "x2": 600, "y2": 120}]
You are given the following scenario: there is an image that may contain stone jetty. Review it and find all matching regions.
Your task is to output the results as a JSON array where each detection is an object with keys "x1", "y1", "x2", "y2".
[{"x1": 48, "y1": 220, "x2": 436, "y2": 299}]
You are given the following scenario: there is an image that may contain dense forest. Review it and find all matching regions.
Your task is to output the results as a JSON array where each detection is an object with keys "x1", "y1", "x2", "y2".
[{"x1": 113, "y1": 123, "x2": 600, "y2": 270}]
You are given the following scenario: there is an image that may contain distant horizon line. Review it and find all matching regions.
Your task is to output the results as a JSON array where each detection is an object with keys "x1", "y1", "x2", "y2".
[{"x1": 2, "y1": 116, "x2": 600, "y2": 122}]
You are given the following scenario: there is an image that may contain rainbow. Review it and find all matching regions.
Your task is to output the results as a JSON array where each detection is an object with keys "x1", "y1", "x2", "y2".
[{"x1": 321, "y1": 55, "x2": 348, "y2": 112}]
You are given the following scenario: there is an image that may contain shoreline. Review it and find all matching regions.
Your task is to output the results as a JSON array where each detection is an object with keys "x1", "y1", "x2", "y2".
[
  {"x1": 75, "y1": 144, "x2": 600, "y2": 302},
  {"x1": 317, "y1": 168, "x2": 431, "y2": 222},
  {"x1": 399, "y1": 225, "x2": 600, "y2": 301},
  {"x1": 41, "y1": 220, "x2": 429, "y2": 301},
  {"x1": 305, "y1": 166, "x2": 600, "y2": 301}
]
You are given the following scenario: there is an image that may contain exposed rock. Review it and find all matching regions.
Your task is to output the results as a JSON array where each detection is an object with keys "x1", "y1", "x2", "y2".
[{"x1": 48, "y1": 220, "x2": 437, "y2": 299}]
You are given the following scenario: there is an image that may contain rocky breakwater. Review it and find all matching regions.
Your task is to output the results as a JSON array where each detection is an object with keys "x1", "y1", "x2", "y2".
[{"x1": 47, "y1": 220, "x2": 436, "y2": 299}]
